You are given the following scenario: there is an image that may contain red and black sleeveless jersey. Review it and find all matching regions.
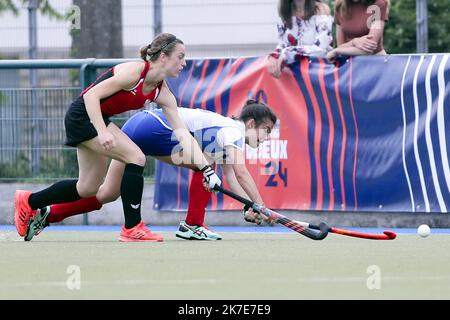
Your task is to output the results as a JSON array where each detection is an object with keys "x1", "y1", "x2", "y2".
[{"x1": 76, "y1": 62, "x2": 163, "y2": 117}]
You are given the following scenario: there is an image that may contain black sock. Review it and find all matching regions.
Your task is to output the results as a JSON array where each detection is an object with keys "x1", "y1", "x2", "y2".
[
  {"x1": 121, "y1": 163, "x2": 144, "y2": 229},
  {"x1": 28, "y1": 180, "x2": 81, "y2": 210}
]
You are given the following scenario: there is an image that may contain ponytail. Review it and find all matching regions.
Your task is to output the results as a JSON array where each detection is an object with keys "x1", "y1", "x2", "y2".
[
  {"x1": 236, "y1": 99, "x2": 277, "y2": 127},
  {"x1": 140, "y1": 33, "x2": 183, "y2": 62}
]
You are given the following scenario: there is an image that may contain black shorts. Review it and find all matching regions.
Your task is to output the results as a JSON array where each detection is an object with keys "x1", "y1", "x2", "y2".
[{"x1": 64, "y1": 99, "x2": 111, "y2": 147}]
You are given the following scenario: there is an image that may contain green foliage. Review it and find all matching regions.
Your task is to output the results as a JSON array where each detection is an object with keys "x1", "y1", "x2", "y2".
[
  {"x1": 46, "y1": 149, "x2": 79, "y2": 179},
  {"x1": 0, "y1": 0, "x2": 18, "y2": 15},
  {"x1": 0, "y1": 152, "x2": 31, "y2": 179},
  {"x1": 384, "y1": 0, "x2": 417, "y2": 53},
  {"x1": 0, "y1": 0, "x2": 63, "y2": 19},
  {"x1": 0, "y1": 92, "x2": 7, "y2": 106},
  {"x1": 385, "y1": 0, "x2": 450, "y2": 53},
  {"x1": 0, "y1": 146, "x2": 155, "y2": 182},
  {"x1": 38, "y1": 0, "x2": 63, "y2": 19},
  {"x1": 427, "y1": 1, "x2": 450, "y2": 53},
  {"x1": 326, "y1": 0, "x2": 450, "y2": 54}
]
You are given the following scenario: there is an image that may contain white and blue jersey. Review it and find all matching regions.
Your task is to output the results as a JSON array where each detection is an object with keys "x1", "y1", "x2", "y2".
[{"x1": 121, "y1": 108, "x2": 245, "y2": 161}]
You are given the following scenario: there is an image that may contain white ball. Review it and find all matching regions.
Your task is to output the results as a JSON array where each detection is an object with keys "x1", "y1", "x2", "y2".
[{"x1": 417, "y1": 224, "x2": 431, "y2": 238}]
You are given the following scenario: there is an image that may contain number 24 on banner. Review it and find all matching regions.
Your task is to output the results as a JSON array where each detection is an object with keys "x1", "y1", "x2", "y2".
[{"x1": 264, "y1": 161, "x2": 288, "y2": 187}]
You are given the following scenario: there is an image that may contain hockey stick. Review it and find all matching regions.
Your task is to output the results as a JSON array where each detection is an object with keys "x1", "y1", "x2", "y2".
[
  {"x1": 214, "y1": 185, "x2": 329, "y2": 240},
  {"x1": 294, "y1": 221, "x2": 396, "y2": 240}
]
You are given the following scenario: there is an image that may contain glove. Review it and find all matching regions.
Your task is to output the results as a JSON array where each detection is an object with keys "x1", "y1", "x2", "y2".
[
  {"x1": 243, "y1": 204, "x2": 263, "y2": 225},
  {"x1": 243, "y1": 204, "x2": 275, "y2": 225},
  {"x1": 201, "y1": 165, "x2": 221, "y2": 191}
]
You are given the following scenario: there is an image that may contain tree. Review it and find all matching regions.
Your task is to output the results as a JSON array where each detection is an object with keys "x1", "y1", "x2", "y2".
[
  {"x1": 427, "y1": 1, "x2": 450, "y2": 53},
  {"x1": 384, "y1": 0, "x2": 450, "y2": 54},
  {"x1": 0, "y1": 0, "x2": 63, "y2": 18},
  {"x1": 383, "y1": 0, "x2": 417, "y2": 53},
  {"x1": 327, "y1": 0, "x2": 449, "y2": 54},
  {"x1": 70, "y1": 0, "x2": 123, "y2": 59},
  {"x1": 1, "y1": 0, "x2": 124, "y2": 58}
]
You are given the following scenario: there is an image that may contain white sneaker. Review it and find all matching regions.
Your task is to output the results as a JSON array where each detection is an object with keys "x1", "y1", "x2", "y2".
[
  {"x1": 175, "y1": 221, "x2": 222, "y2": 240},
  {"x1": 24, "y1": 206, "x2": 51, "y2": 242}
]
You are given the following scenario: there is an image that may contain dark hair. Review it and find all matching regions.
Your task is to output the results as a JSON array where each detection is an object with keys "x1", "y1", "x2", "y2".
[
  {"x1": 335, "y1": 0, "x2": 378, "y2": 18},
  {"x1": 236, "y1": 99, "x2": 278, "y2": 127},
  {"x1": 140, "y1": 33, "x2": 184, "y2": 62},
  {"x1": 279, "y1": 0, "x2": 322, "y2": 29}
]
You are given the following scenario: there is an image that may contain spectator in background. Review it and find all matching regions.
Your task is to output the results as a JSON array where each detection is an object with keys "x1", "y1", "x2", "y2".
[
  {"x1": 327, "y1": 0, "x2": 389, "y2": 62},
  {"x1": 267, "y1": 0, "x2": 333, "y2": 78}
]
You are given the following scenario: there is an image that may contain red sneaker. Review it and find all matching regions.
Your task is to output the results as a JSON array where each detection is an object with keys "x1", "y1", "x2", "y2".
[
  {"x1": 14, "y1": 190, "x2": 36, "y2": 236},
  {"x1": 119, "y1": 221, "x2": 163, "y2": 242}
]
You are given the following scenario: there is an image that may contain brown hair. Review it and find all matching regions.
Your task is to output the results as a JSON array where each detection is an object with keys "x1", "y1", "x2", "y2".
[
  {"x1": 140, "y1": 33, "x2": 184, "y2": 62},
  {"x1": 335, "y1": 0, "x2": 378, "y2": 18},
  {"x1": 279, "y1": 0, "x2": 322, "y2": 29}
]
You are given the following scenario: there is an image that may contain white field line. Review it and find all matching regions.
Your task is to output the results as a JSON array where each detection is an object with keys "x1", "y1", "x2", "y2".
[{"x1": 2, "y1": 276, "x2": 450, "y2": 289}]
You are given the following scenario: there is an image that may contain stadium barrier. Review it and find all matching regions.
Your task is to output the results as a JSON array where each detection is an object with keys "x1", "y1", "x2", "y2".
[
  {"x1": 0, "y1": 58, "x2": 155, "y2": 183},
  {"x1": 1, "y1": 54, "x2": 449, "y2": 219},
  {"x1": 158, "y1": 54, "x2": 450, "y2": 214}
]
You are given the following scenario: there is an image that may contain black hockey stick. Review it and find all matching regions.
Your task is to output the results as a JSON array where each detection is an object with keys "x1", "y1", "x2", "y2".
[
  {"x1": 214, "y1": 185, "x2": 329, "y2": 240},
  {"x1": 293, "y1": 221, "x2": 396, "y2": 240}
]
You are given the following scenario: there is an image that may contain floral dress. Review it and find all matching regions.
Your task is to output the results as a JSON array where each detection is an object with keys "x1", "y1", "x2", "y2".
[{"x1": 270, "y1": 15, "x2": 333, "y2": 64}]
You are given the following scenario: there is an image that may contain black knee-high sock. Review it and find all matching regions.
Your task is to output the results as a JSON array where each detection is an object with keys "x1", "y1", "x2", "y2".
[
  {"x1": 121, "y1": 163, "x2": 145, "y2": 229},
  {"x1": 28, "y1": 180, "x2": 81, "y2": 210}
]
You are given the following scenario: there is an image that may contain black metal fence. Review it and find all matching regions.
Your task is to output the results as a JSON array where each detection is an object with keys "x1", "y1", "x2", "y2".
[{"x1": 0, "y1": 61, "x2": 155, "y2": 182}]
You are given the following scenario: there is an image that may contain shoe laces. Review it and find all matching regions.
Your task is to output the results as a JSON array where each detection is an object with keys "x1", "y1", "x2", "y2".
[{"x1": 134, "y1": 223, "x2": 153, "y2": 235}]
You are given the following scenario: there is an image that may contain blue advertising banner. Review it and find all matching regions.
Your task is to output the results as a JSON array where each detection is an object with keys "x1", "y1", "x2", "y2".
[{"x1": 154, "y1": 54, "x2": 450, "y2": 213}]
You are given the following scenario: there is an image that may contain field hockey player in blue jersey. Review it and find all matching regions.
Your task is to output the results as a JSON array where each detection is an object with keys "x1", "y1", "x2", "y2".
[{"x1": 24, "y1": 99, "x2": 277, "y2": 242}]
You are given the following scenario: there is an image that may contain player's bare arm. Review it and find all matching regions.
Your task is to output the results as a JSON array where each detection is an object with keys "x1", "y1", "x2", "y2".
[{"x1": 225, "y1": 145, "x2": 264, "y2": 205}]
